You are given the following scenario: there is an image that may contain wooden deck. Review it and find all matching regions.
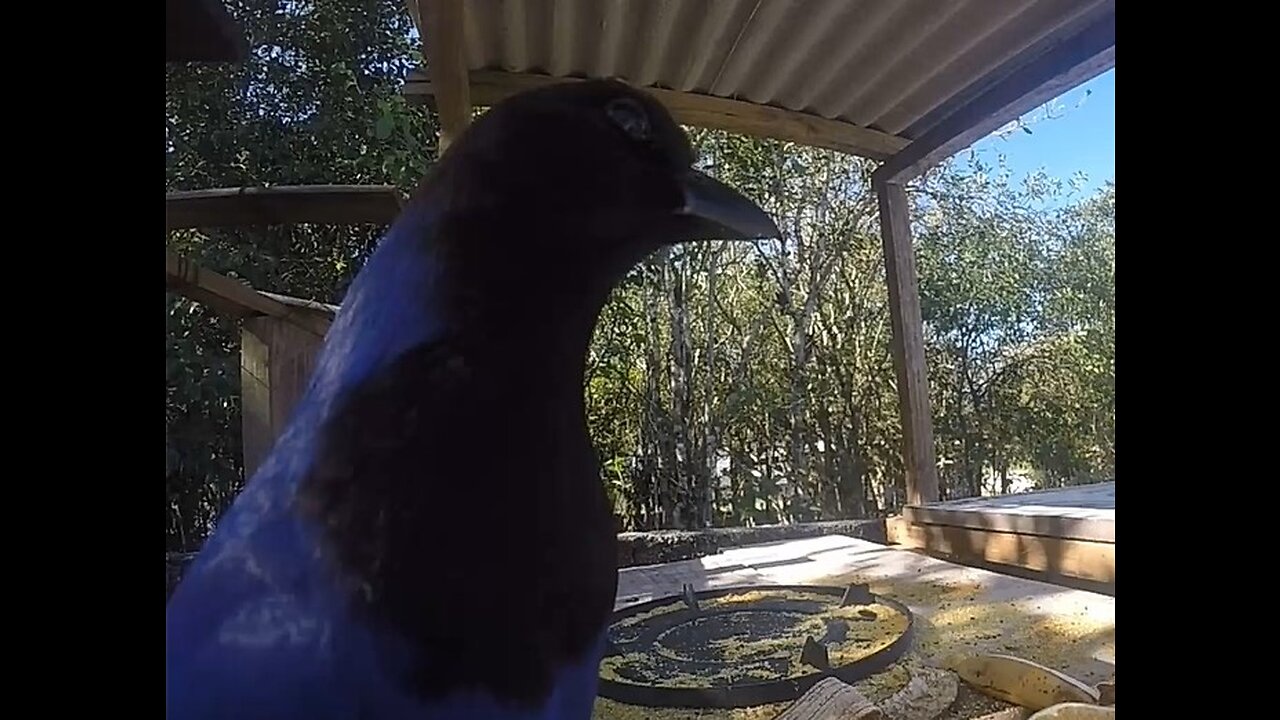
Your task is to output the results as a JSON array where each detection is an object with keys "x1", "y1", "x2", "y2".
[
  {"x1": 889, "y1": 482, "x2": 1115, "y2": 593},
  {"x1": 600, "y1": 534, "x2": 1115, "y2": 718}
]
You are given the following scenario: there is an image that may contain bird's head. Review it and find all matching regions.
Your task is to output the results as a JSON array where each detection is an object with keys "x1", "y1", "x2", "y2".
[{"x1": 426, "y1": 79, "x2": 780, "y2": 277}]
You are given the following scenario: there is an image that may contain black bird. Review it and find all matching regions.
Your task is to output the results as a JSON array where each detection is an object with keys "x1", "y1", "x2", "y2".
[{"x1": 165, "y1": 79, "x2": 780, "y2": 719}]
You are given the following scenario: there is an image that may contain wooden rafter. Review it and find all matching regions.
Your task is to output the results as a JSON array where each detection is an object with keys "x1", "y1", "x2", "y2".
[
  {"x1": 873, "y1": 3, "x2": 1116, "y2": 184},
  {"x1": 165, "y1": 185, "x2": 403, "y2": 231},
  {"x1": 166, "y1": 250, "x2": 333, "y2": 337},
  {"x1": 403, "y1": 70, "x2": 910, "y2": 161}
]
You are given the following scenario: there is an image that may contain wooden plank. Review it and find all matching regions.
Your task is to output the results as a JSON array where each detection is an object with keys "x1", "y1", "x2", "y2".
[
  {"x1": 167, "y1": 249, "x2": 277, "y2": 319},
  {"x1": 267, "y1": 319, "x2": 326, "y2": 433},
  {"x1": 875, "y1": 180, "x2": 938, "y2": 505},
  {"x1": 931, "y1": 482, "x2": 1115, "y2": 514},
  {"x1": 166, "y1": 0, "x2": 248, "y2": 63},
  {"x1": 873, "y1": 4, "x2": 1115, "y2": 184},
  {"x1": 239, "y1": 326, "x2": 274, "y2": 476},
  {"x1": 403, "y1": 70, "x2": 910, "y2": 161},
  {"x1": 165, "y1": 185, "x2": 403, "y2": 230},
  {"x1": 617, "y1": 535, "x2": 1116, "y2": 686},
  {"x1": 241, "y1": 317, "x2": 327, "y2": 476},
  {"x1": 892, "y1": 521, "x2": 1115, "y2": 586},
  {"x1": 166, "y1": 250, "x2": 333, "y2": 337},
  {"x1": 418, "y1": 0, "x2": 471, "y2": 152},
  {"x1": 904, "y1": 506, "x2": 1115, "y2": 544}
]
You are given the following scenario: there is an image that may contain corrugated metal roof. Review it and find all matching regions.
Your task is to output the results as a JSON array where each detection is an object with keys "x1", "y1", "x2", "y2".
[{"x1": 406, "y1": 0, "x2": 1114, "y2": 157}]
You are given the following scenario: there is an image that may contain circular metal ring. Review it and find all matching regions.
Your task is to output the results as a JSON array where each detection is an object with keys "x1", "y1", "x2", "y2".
[{"x1": 598, "y1": 584, "x2": 915, "y2": 708}]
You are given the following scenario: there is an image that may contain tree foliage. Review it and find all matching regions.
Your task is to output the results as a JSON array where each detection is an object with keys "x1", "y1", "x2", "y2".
[
  {"x1": 165, "y1": 0, "x2": 430, "y2": 548},
  {"x1": 165, "y1": 0, "x2": 1115, "y2": 549}
]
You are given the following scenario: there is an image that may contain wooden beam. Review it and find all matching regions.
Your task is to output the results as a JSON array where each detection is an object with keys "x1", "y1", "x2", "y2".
[
  {"x1": 165, "y1": 185, "x2": 403, "y2": 231},
  {"x1": 873, "y1": 5, "x2": 1115, "y2": 184},
  {"x1": 903, "y1": 505, "x2": 1114, "y2": 544},
  {"x1": 875, "y1": 180, "x2": 938, "y2": 506},
  {"x1": 403, "y1": 70, "x2": 910, "y2": 161},
  {"x1": 888, "y1": 518, "x2": 1115, "y2": 588},
  {"x1": 418, "y1": 0, "x2": 471, "y2": 152},
  {"x1": 166, "y1": 0, "x2": 248, "y2": 63},
  {"x1": 166, "y1": 250, "x2": 333, "y2": 337}
]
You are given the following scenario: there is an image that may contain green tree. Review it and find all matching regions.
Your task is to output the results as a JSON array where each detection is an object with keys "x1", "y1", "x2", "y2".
[
  {"x1": 165, "y1": 3, "x2": 1116, "y2": 545},
  {"x1": 165, "y1": 0, "x2": 431, "y2": 550}
]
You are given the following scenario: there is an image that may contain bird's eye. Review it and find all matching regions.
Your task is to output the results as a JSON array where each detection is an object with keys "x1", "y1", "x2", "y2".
[{"x1": 605, "y1": 97, "x2": 652, "y2": 142}]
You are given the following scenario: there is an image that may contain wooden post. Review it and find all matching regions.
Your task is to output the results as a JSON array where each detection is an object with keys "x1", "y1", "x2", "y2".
[
  {"x1": 863, "y1": 3, "x2": 1111, "y2": 508},
  {"x1": 239, "y1": 315, "x2": 329, "y2": 476},
  {"x1": 875, "y1": 179, "x2": 939, "y2": 506},
  {"x1": 167, "y1": 251, "x2": 337, "y2": 476},
  {"x1": 420, "y1": 0, "x2": 471, "y2": 153}
]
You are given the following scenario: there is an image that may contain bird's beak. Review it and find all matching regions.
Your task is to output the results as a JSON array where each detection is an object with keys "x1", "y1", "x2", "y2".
[{"x1": 672, "y1": 170, "x2": 780, "y2": 241}]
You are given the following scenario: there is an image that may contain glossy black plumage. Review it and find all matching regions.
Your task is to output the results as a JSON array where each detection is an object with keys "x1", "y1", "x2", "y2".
[{"x1": 167, "y1": 79, "x2": 777, "y2": 719}]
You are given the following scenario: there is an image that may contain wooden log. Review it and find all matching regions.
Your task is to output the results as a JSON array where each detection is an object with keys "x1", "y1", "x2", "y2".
[{"x1": 775, "y1": 677, "x2": 882, "y2": 720}]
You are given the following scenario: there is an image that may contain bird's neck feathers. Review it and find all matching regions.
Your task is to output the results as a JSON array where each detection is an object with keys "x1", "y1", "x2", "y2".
[
  {"x1": 311, "y1": 192, "x2": 619, "y2": 412},
  {"x1": 248, "y1": 184, "x2": 628, "y2": 503},
  {"x1": 303, "y1": 199, "x2": 448, "y2": 413}
]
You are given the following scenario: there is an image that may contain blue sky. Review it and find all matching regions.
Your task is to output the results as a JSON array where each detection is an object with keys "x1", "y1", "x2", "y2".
[{"x1": 964, "y1": 68, "x2": 1115, "y2": 197}]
